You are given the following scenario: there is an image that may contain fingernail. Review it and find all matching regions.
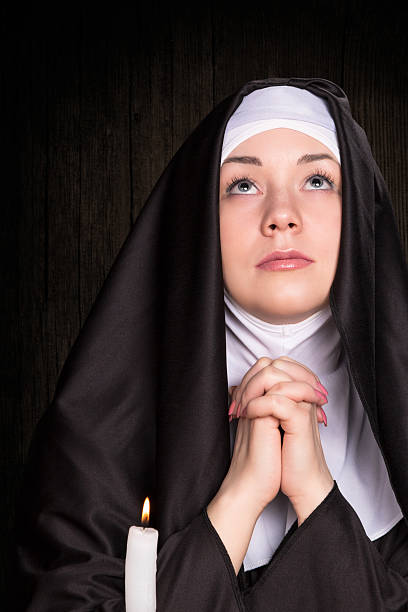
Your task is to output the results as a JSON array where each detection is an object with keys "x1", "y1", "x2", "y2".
[
  {"x1": 316, "y1": 381, "x2": 328, "y2": 396},
  {"x1": 229, "y1": 414, "x2": 233, "y2": 423},
  {"x1": 228, "y1": 400, "x2": 236, "y2": 416},
  {"x1": 320, "y1": 407, "x2": 328, "y2": 427},
  {"x1": 314, "y1": 387, "x2": 328, "y2": 403}
]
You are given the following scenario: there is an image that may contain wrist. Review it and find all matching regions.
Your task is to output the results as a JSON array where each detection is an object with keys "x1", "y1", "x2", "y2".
[
  {"x1": 291, "y1": 478, "x2": 334, "y2": 526},
  {"x1": 212, "y1": 477, "x2": 265, "y2": 523},
  {"x1": 207, "y1": 480, "x2": 263, "y2": 575}
]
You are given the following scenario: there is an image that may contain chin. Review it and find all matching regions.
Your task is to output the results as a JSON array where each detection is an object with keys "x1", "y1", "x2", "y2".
[{"x1": 250, "y1": 301, "x2": 327, "y2": 325}]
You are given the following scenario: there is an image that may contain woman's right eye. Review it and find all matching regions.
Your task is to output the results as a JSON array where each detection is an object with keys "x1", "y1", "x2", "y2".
[{"x1": 226, "y1": 178, "x2": 258, "y2": 195}]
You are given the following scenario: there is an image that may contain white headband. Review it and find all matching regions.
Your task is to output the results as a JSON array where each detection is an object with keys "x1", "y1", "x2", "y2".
[{"x1": 221, "y1": 86, "x2": 341, "y2": 166}]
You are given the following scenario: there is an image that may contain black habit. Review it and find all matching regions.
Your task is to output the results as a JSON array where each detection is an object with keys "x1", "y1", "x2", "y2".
[{"x1": 15, "y1": 77, "x2": 408, "y2": 610}]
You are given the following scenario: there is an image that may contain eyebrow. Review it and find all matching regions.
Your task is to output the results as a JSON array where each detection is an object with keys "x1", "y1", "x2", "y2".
[{"x1": 222, "y1": 153, "x2": 339, "y2": 166}]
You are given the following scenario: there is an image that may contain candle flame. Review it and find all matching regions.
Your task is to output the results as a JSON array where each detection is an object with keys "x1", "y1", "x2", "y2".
[{"x1": 141, "y1": 497, "x2": 150, "y2": 525}]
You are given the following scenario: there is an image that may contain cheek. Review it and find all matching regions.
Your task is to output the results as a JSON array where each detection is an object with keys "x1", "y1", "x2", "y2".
[
  {"x1": 219, "y1": 207, "x2": 246, "y2": 255},
  {"x1": 219, "y1": 207, "x2": 256, "y2": 283},
  {"x1": 318, "y1": 205, "x2": 342, "y2": 264}
]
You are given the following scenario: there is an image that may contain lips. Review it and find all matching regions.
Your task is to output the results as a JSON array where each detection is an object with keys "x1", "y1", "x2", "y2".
[{"x1": 256, "y1": 249, "x2": 313, "y2": 267}]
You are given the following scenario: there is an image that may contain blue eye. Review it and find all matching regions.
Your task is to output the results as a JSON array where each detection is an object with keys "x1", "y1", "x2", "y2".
[
  {"x1": 226, "y1": 177, "x2": 258, "y2": 195},
  {"x1": 304, "y1": 173, "x2": 334, "y2": 190}
]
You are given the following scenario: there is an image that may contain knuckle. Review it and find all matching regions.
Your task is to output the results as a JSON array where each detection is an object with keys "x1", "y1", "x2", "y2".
[
  {"x1": 262, "y1": 393, "x2": 283, "y2": 413},
  {"x1": 270, "y1": 394, "x2": 283, "y2": 408},
  {"x1": 271, "y1": 380, "x2": 285, "y2": 393},
  {"x1": 271, "y1": 358, "x2": 288, "y2": 373},
  {"x1": 246, "y1": 397, "x2": 257, "y2": 413},
  {"x1": 273, "y1": 355, "x2": 290, "y2": 365},
  {"x1": 265, "y1": 370, "x2": 277, "y2": 387},
  {"x1": 241, "y1": 391, "x2": 254, "y2": 411},
  {"x1": 257, "y1": 356, "x2": 272, "y2": 368}
]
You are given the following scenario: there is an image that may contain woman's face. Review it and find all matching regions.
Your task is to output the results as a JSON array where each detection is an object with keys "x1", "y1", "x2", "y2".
[{"x1": 219, "y1": 128, "x2": 342, "y2": 324}]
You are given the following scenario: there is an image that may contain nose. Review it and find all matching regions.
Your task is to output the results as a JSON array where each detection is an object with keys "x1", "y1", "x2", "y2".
[{"x1": 261, "y1": 191, "x2": 302, "y2": 236}]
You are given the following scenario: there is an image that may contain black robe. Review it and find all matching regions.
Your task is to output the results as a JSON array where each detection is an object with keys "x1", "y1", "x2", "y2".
[{"x1": 14, "y1": 76, "x2": 408, "y2": 611}]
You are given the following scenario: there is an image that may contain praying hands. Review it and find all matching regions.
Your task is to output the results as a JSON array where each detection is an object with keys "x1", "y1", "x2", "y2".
[{"x1": 228, "y1": 356, "x2": 334, "y2": 525}]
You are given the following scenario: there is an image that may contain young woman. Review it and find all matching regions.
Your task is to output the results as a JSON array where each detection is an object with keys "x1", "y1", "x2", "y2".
[{"x1": 16, "y1": 77, "x2": 408, "y2": 611}]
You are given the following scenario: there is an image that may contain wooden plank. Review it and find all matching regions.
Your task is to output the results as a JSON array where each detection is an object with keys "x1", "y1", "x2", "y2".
[
  {"x1": 1, "y1": 6, "x2": 63, "y2": 601},
  {"x1": 127, "y1": 3, "x2": 174, "y2": 220},
  {"x1": 342, "y1": 4, "x2": 408, "y2": 259},
  {"x1": 44, "y1": 14, "x2": 82, "y2": 419},
  {"x1": 79, "y1": 9, "x2": 131, "y2": 322},
  {"x1": 171, "y1": 6, "x2": 214, "y2": 152},
  {"x1": 128, "y1": 4, "x2": 212, "y2": 218},
  {"x1": 213, "y1": 2, "x2": 347, "y2": 105}
]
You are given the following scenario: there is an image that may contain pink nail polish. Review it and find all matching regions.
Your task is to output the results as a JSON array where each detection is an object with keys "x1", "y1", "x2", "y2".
[
  {"x1": 316, "y1": 381, "x2": 328, "y2": 396},
  {"x1": 228, "y1": 400, "x2": 236, "y2": 416},
  {"x1": 320, "y1": 407, "x2": 328, "y2": 426},
  {"x1": 229, "y1": 414, "x2": 233, "y2": 423},
  {"x1": 314, "y1": 387, "x2": 328, "y2": 403}
]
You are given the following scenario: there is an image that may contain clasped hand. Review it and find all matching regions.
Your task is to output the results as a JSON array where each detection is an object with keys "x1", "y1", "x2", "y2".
[{"x1": 227, "y1": 356, "x2": 334, "y2": 525}]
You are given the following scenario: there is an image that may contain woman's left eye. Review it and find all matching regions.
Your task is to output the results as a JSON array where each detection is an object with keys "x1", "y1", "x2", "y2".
[
  {"x1": 304, "y1": 174, "x2": 334, "y2": 190},
  {"x1": 226, "y1": 178, "x2": 258, "y2": 195}
]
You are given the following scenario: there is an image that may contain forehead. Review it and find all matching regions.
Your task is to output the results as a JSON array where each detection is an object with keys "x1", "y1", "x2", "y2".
[
  {"x1": 226, "y1": 128, "x2": 333, "y2": 158},
  {"x1": 221, "y1": 129, "x2": 340, "y2": 174},
  {"x1": 221, "y1": 128, "x2": 340, "y2": 172}
]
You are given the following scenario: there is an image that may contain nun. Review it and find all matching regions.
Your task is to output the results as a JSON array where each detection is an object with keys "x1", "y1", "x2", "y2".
[{"x1": 16, "y1": 77, "x2": 408, "y2": 611}]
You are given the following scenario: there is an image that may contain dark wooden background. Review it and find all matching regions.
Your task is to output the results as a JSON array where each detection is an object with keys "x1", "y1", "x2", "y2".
[{"x1": 2, "y1": 0, "x2": 408, "y2": 601}]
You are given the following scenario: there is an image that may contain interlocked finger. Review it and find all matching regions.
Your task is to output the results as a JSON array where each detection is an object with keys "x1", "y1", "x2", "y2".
[
  {"x1": 229, "y1": 356, "x2": 275, "y2": 417},
  {"x1": 243, "y1": 394, "x2": 320, "y2": 434},
  {"x1": 230, "y1": 359, "x2": 327, "y2": 418},
  {"x1": 241, "y1": 380, "x2": 327, "y2": 417},
  {"x1": 232, "y1": 356, "x2": 274, "y2": 399}
]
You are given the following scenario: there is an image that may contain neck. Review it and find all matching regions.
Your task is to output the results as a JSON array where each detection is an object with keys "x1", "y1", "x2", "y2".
[
  {"x1": 224, "y1": 288, "x2": 342, "y2": 382},
  {"x1": 224, "y1": 291, "x2": 330, "y2": 326}
]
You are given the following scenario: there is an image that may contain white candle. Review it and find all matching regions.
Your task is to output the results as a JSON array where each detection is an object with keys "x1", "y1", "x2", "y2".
[{"x1": 125, "y1": 498, "x2": 158, "y2": 612}]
